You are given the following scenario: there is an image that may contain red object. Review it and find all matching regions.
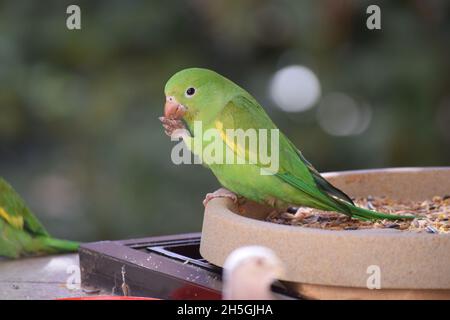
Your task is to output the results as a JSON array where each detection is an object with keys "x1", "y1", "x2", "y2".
[
  {"x1": 170, "y1": 284, "x2": 222, "y2": 300},
  {"x1": 59, "y1": 296, "x2": 160, "y2": 300}
]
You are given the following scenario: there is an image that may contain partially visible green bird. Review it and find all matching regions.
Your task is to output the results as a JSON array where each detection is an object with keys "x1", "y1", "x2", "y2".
[
  {"x1": 160, "y1": 68, "x2": 414, "y2": 221},
  {"x1": 0, "y1": 178, "x2": 79, "y2": 258}
]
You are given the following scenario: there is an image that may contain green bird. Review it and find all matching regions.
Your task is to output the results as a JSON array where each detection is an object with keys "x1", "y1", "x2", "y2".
[
  {"x1": 0, "y1": 178, "x2": 79, "y2": 258},
  {"x1": 160, "y1": 68, "x2": 414, "y2": 221}
]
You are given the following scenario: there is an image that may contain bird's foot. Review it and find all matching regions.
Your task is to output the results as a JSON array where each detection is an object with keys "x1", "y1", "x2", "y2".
[
  {"x1": 159, "y1": 116, "x2": 188, "y2": 138},
  {"x1": 203, "y1": 188, "x2": 238, "y2": 207}
]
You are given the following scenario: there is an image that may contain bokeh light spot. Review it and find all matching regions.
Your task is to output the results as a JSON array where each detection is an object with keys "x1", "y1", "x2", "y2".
[
  {"x1": 317, "y1": 93, "x2": 372, "y2": 136},
  {"x1": 269, "y1": 65, "x2": 321, "y2": 112}
]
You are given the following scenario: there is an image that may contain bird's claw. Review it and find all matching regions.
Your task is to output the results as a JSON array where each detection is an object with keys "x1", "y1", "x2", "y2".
[
  {"x1": 203, "y1": 188, "x2": 238, "y2": 207},
  {"x1": 159, "y1": 116, "x2": 187, "y2": 138}
]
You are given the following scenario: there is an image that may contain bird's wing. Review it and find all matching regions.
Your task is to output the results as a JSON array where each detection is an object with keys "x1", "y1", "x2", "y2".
[
  {"x1": 217, "y1": 95, "x2": 311, "y2": 178},
  {"x1": 213, "y1": 95, "x2": 414, "y2": 220},
  {"x1": 0, "y1": 178, "x2": 50, "y2": 236},
  {"x1": 284, "y1": 139, "x2": 355, "y2": 204},
  {"x1": 216, "y1": 95, "x2": 352, "y2": 211}
]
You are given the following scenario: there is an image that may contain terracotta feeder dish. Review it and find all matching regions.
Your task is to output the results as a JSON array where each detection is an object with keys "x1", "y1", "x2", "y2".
[{"x1": 200, "y1": 167, "x2": 450, "y2": 299}]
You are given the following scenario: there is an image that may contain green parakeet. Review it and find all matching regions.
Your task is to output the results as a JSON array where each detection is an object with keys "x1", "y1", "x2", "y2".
[
  {"x1": 160, "y1": 68, "x2": 414, "y2": 221},
  {"x1": 0, "y1": 178, "x2": 79, "y2": 258}
]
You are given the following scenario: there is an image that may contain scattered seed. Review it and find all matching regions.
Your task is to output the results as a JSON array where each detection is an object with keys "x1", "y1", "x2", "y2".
[
  {"x1": 426, "y1": 226, "x2": 438, "y2": 234},
  {"x1": 386, "y1": 223, "x2": 400, "y2": 229},
  {"x1": 265, "y1": 195, "x2": 450, "y2": 234},
  {"x1": 287, "y1": 207, "x2": 298, "y2": 214}
]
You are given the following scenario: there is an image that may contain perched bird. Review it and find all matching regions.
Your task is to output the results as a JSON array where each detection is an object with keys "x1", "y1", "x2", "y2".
[
  {"x1": 0, "y1": 178, "x2": 79, "y2": 258},
  {"x1": 160, "y1": 68, "x2": 414, "y2": 221},
  {"x1": 222, "y1": 246, "x2": 285, "y2": 300}
]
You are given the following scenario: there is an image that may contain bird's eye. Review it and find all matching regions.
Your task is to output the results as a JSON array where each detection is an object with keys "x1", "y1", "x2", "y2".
[{"x1": 185, "y1": 87, "x2": 196, "y2": 97}]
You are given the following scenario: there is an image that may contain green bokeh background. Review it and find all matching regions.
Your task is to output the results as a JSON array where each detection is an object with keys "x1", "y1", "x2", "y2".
[{"x1": 0, "y1": 0, "x2": 449, "y2": 241}]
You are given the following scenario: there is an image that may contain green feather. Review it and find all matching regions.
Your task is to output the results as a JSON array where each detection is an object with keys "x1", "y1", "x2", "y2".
[{"x1": 0, "y1": 178, "x2": 79, "y2": 258}]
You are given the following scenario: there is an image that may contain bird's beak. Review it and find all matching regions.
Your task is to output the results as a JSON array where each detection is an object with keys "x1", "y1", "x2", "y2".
[{"x1": 164, "y1": 96, "x2": 186, "y2": 120}]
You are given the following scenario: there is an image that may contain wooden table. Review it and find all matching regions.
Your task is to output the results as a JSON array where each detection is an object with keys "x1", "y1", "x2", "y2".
[{"x1": 0, "y1": 254, "x2": 104, "y2": 300}]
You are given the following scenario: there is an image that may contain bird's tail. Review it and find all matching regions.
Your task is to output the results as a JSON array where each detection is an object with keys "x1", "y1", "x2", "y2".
[
  {"x1": 27, "y1": 237, "x2": 80, "y2": 255},
  {"x1": 342, "y1": 201, "x2": 415, "y2": 221},
  {"x1": 275, "y1": 172, "x2": 415, "y2": 221}
]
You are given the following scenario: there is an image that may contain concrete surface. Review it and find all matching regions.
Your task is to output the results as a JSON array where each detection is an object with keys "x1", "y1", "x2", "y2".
[{"x1": 0, "y1": 254, "x2": 104, "y2": 300}]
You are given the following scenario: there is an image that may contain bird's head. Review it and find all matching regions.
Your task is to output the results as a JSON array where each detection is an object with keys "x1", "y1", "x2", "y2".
[{"x1": 164, "y1": 68, "x2": 236, "y2": 128}]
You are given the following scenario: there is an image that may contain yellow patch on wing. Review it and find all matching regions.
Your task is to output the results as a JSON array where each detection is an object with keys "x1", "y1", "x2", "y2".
[
  {"x1": 0, "y1": 207, "x2": 24, "y2": 229},
  {"x1": 214, "y1": 120, "x2": 246, "y2": 159}
]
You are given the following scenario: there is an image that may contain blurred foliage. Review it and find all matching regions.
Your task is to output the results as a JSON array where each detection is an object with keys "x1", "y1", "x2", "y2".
[{"x1": 0, "y1": 0, "x2": 449, "y2": 241}]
